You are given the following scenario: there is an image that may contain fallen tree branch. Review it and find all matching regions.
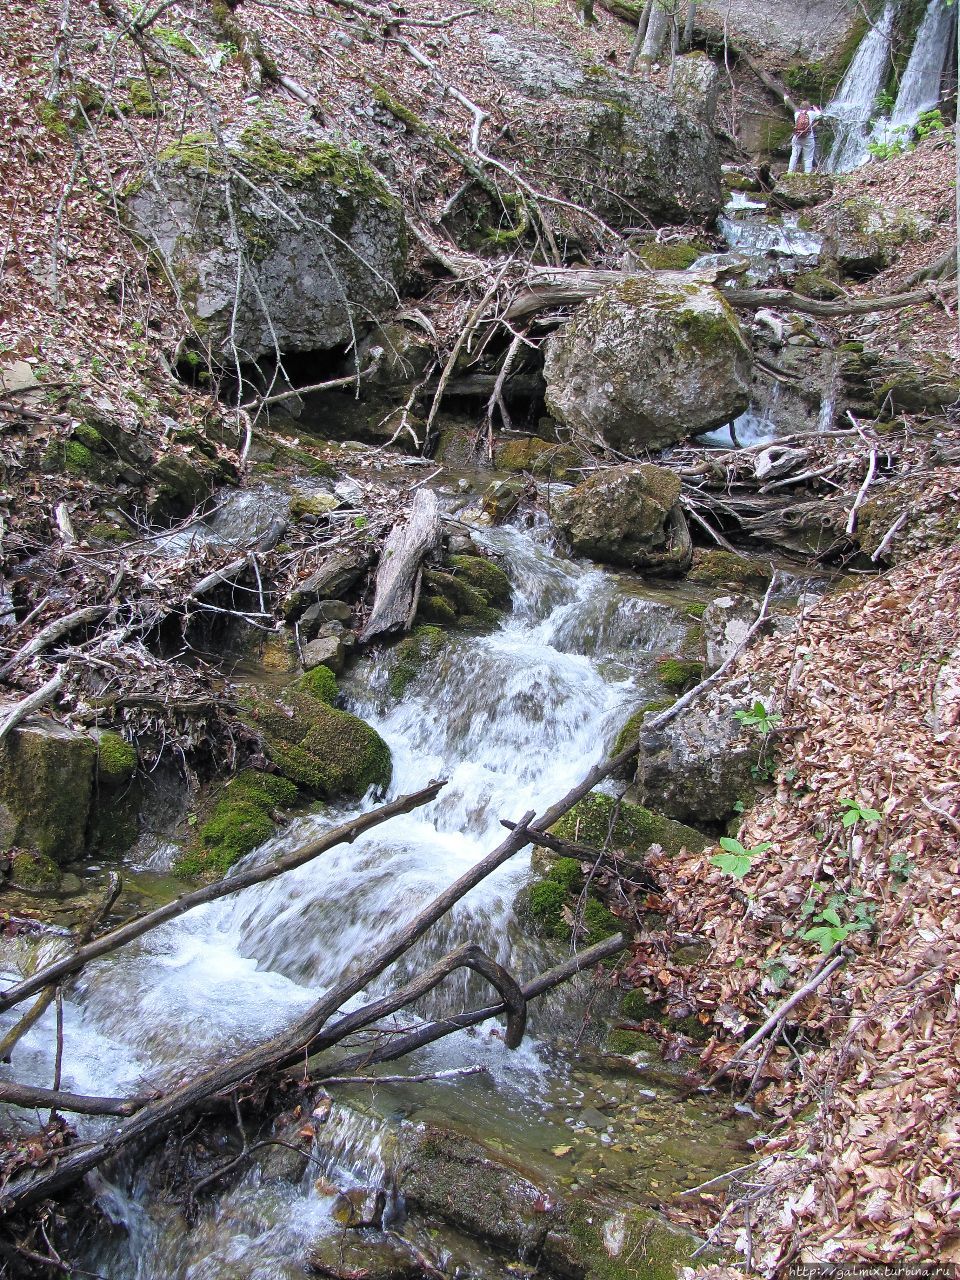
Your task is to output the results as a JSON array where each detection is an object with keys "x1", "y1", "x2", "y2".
[
  {"x1": 0, "y1": 606, "x2": 107, "y2": 682},
  {"x1": 0, "y1": 782, "x2": 446, "y2": 1016},
  {"x1": 0, "y1": 671, "x2": 66, "y2": 745},
  {"x1": 702, "y1": 951, "x2": 845, "y2": 1090},
  {"x1": 845, "y1": 445, "x2": 878, "y2": 536},
  {"x1": 359, "y1": 487, "x2": 441, "y2": 642},
  {"x1": 0, "y1": 1082, "x2": 149, "y2": 1118}
]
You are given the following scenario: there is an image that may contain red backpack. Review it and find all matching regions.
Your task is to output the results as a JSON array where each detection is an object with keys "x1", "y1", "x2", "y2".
[{"x1": 795, "y1": 110, "x2": 812, "y2": 137}]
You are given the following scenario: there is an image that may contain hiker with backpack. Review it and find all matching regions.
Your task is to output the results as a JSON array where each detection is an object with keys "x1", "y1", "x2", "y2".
[{"x1": 788, "y1": 100, "x2": 823, "y2": 174}]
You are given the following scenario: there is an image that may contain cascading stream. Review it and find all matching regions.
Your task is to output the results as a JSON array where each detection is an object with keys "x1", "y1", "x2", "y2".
[
  {"x1": 824, "y1": 2, "x2": 898, "y2": 173},
  {"x1": 0, "y1": 521, "x2": 706, "y2": 1275}
]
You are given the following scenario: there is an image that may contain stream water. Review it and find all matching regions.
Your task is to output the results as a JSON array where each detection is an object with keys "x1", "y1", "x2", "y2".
[
  {"x1": 824, "y1": 2, "x2": 897, "y2": 173},
  {"x1": 0, "y1": 520, "x2": 758, "y2": 1276}
]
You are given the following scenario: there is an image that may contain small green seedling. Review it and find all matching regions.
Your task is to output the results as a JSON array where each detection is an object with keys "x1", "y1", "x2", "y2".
[
  {"x1": 734, "y1": 700, "x2": 781, "y2": 734},
  {"x1": 801, "y1": 902, "x2": 873, "y2": 953},
  {"x1": 839, "y1": 798, "x2": 882, "y2": 828},
  {"x1": 710, "y1": 836, "x2": 772, "y2": 879}
]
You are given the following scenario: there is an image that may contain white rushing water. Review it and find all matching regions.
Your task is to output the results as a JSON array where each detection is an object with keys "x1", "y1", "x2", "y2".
[
  {"x1": 885, "y1": 0, "x2": 953, "y2": 134},
  {"x1": 0, "y1": 522, "x2": 697, "y2": 1275},
  {"x1": 824, "y1": 2, "x2": 897, "y2": 172}
]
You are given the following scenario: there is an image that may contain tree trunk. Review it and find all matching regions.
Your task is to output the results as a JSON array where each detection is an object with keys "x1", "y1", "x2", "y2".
[
  {"x1": 359, "y1": 488, "x2": 441, "y2": 642},
  {"x1": 640, "y1": 3, "x2": 670, "y2": 66},
  {"x1": 683, "y1": 1, "x2": 696, "y2": 49}
]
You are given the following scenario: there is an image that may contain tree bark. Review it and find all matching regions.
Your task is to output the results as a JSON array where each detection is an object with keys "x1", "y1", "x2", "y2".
[{"x1": 359, "y1": 488, "x2": 441, "y2": 642}]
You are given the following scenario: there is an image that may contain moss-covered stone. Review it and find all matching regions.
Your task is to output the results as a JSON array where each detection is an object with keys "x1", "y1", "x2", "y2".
[
  {"x1": 552, "y1": 792, "x2": 706, "y2": 858},
  {"x1": 415, "y1": 558, "x2": 511, "y2": 631},
  {"x1": 124, "y1": 77, "x2": 166, "y2": 117},
  {"x1": 793, "y1": 270, "x2": 844, "y2": 301},
  {"x1": 147, "y1": 453, "x2": 220, "y2": 523},
  {"x1": 605, "y1": 1027, "x2": 658, "y2": 1057},
  {"x1": 494, "y1": 436, "x2": 581, "y2": 480},
  {"x1": 635, "y1": 241, "x2": 704, "y2": 270},
  {"x1": 613, "y1": 700, "x2": 674, "y2": 767},
  {"x1": 95, "y1": 732, "x2": 137, "y2": 782},
  {"x1": 175, "y1": 770, "x2": 299, "y2": 878},
  {"x1": 9, "y1": 851, "x2": 62, "y2": 893},
  {"x1": 245, "y1": 681, "x2": 391, "y2": 800},
  {"x1": 0, "y1": 721, "x2": 96, "y2": 864},
  {"x1": 655, "y1": 657, "x2": 703, "y2": 691},
  {"x1": 297, "y1": 665, "x2": 338, "y2": 704},
  {"x1": 549, "y1": 1201, "x2": 714, "y2": 1279},
  {"x1": 388, "y1": 626, "x2": 447, "y2": 698},
  {"x1": 289, "y1": 492, "x2": 339, "y2": 520},
  {"x1": 688, "y1": 548, "x2": 773, "y2": 591},
  {"x1": 88, "y1": 520, "x2": 134, "y2": 544}
]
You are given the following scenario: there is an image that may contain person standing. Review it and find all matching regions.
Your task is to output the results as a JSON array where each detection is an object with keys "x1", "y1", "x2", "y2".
[{"x1": 788, "y1": 100, "x2": 823, "y2": 174}]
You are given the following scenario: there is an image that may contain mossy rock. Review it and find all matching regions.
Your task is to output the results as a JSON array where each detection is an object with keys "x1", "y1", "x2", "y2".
[
  {"x1": 552, "y1": 792, "x2": 706, "y2": 859},
  {"x1": 655, "y1": 657, "x2": 703, "y2": 692},
  {"x1": 289, "y1": 492, "x2": 339, "y2": 520},
  {"x1": 612, "y1": 700, "x2": 674, "y2": 772},
  {"x1": 524, "y1": 855, "x2": 620, "y2": 944},
  {"x1": 87, "y1": 520, "x2": 134, "y2": 545},
  {"x1": 635, "y1": 241, "x2": 704, "y2": 270},
  {"x1": 147, "y1": 453, "x2": 221, "y2": 523},
  {"x1": 494, "y1": 436, "x2": 580, "y2": 480},
  {"x1": 546, "y1": 1201, "x2": 716, "y2": 1279},
  {"x1": 123, "y1": 77, "x2": 166, "y2": 118},
  {"x1": 9, "y1": 851, "x2": 62, "y2": 893},
  {"x1": 415, "y1": 558, "x2": 510, "y2": 631},
  {"x1": 175, "y1": 770, "x2": 300, "y2": 878},
  {"x1": 95, "y1": 731, "x2": 137, "y2": 782},
  {"x1": 0, "y1": 720, "x2": 96, "y2": 863},
  {"x1": 245, "y1": 681, "x2": 391, "y2": 800},
  {"x1": 605, "y1": 1027, "x2": 659, "y2": 1057},
  {"x1": 297, "y1": 665, "x2": 338, "y2": 704},
  {"x1": 687, "y1": 548, "x2": 773, "y2": 591},
  {"x1": 793, "y1": 270, "x2": 844, "y2": 301},
  {"x1": 388, "y1": 626, "x2": 447, "y2": 698}
]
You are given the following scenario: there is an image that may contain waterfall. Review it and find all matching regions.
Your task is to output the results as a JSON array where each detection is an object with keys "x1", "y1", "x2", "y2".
[
  {"x1": 888, "y1": 0, "x2": 953, "y2": 131},
  {"x1": 824, "y1": 2, "x2": 898, "y2": 173}
]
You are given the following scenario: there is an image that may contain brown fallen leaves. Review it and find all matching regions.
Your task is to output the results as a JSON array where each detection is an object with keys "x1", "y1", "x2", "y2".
[{"x1": 648, "y1": 545, "x2": 960, "y2": 1269}]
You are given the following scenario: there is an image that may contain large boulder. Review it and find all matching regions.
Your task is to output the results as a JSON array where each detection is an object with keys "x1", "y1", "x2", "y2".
[
  {"x1": 126, "y1": 121, "x2": 406, "y2": 361},
  {"x1": 0, "y1": 717, "x2": 96, "y2": 863},
  {"x1": 635, "y1": 674, "x2": 772, "y2": 824},
  {"x1": 482, "y1": 31, "x2": 721, "y2": 225},
  {"x1": 553, "y1": 463, "x2": 692, "y2": 574},
  {"x1": 809, "y1": 196, "x2": 932, "y2": 277},
  {"x1": 544, "y1": 276, "x2": 752, "y2": 453}
]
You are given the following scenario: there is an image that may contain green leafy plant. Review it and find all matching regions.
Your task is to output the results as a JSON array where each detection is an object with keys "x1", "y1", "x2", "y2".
[
  {"x1": 873, "y1": 88, "x2": 896, "y2": 115},
  {"x1": 734, "y1": 700, "x2": 781, "y2": 734},
  {"x1": 710, "y1": 836, "x2": 772, "y2": 879},
  {"x1": 839, "y1": 797, "x2": 882, "y2": 828},
  {"x1": 802, "y1": 902, "x2": 873, "y2": 953},
  {"x1": 353, "y1": 515, "x2": 369, "y2": 530},
  {"x1": 868, "y1": 125, "x2": 912, "y2": 161},
  {"x1": 916, "y1": 108, "x2": 946, "y2": 140},
  {"x1": 889, "y1": 849, "x2": 914, "y2": 883}
]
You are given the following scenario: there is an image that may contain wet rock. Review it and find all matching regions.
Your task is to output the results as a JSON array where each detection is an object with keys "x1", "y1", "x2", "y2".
[
  {"x1": 635, "y1": 673, "x2": 771, "y2": 824},
  {"x1": 88, "y1": 730, "x2": 141, "y2": 854},
  {"x1": 330, "y1": 1186, "x2": 385, "y2": 1228},
  {"x1": 245, "y1": 673, "x2": 391, "y2": 801},
  {"x1": 543, "y1": 1201, "x2": 715, "y2": 1280},
  {"x1": 702, "y1": 593, "x2": 761, "y2": 674},
  {"x1": 482, "y1": 29, "x2": 721, "y2": 225},
  {"x1": 301, "y1": 635, "x2": 345, "y2": 674},
  {"x1": 125, "y1": 122, "x2": 406, "y2": 361},
  {"x1": 687, "y1": 548, "x2": 773, "y2": 592},
  {"x1": 9, "y1": 850, "x2": 62, "y2": 893},
  {"x1": 0, "y1": 716, "x2": 96, "y2": 863},
  {"x1": 416, "y1": 555, "x2": 511, "y2": 630},
  {"x1": 551, "y1": 791, "x2": 707, "y2": 859},
  {"x1": 552, "y1": 464, "x2": 692, "y2": 575},
  {"x1": 174, "y1": 769, "x2": 299, "y2": 878},
  {"x1": 146, "y1": 453, "x2": 220, "y2": 523},
  {"x1": 481, "y1": 478, "x2": 524, "y2": 524},
  {"x1": 387, "y1": 625, "x2": 448, "y2": 698},
  {"x1": 494, "y1": 436, "x2": 581, "y2": 481},
  {"x1": 400, "y1": 1125, "x2": 561, "y2": 1255},
  {"x1": 306, "y1": 1235, "x2": 420, "y2": 1280},
  {"x1": 770, "y1": 173, "x2": 835, "y2": 209},
  {"x1": 544, "y1": 277, "x2": 751, "y2": 453},
  {"x1": 284, "y1": 548, "x2": 374, "y2": 620}
]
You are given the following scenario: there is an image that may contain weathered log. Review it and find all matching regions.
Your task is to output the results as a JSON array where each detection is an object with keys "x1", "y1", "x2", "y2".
[
  {"x1": 507, "y1": 266, "x2": 936, "y2": 323},
  {"x1": 0, "y1": 1081, "x2": 149, "y2": 1117},
  {"x1": 0, "y1": 605, "x2": 107, "y2": 682},
  {"x1": 0, "y1": 671, "x2": 65, "y2": 745},
  {"x1": 0, "y1": 782, "x2": 446, "y2": 1016},
  {"x1": 359, "y1": 488, "x2": 441, "y2": 642}
]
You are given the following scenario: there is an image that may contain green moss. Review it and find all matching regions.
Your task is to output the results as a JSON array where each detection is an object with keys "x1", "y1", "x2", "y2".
[
  {"x1": 289, "y1": 493, "x2": 339, "y2": 519},
  {"x1": 36, "y1": 97, "x2": 70, "y2": 138},
  {"x1": 246, "y1": 688, "x2": 392, "y2": 799},
  {"x1": 175, "y1": 770, "x2": 299, "y2": 878},
  {"x1": 605, "y1": 1028, "x2": 657, "y2": 1056},
  {"x1": 158, "y1": 131, "x2": 222, "y2": 173},
  {"x1": 96, "y1": 732, "x2": 136, "y2": 782},
  {"x1": 10, "y1": 851, "x2": 62, "y2": 892},
  {"x1": 65, "y1": 441, "x2": 94, "y2": 475},
  {"x1": 124, "y1": 77, "x2": 165, "y2": 117},
  {"x1": 238, "y1": 126, "x2": 388, "y2": 203},
  {"x1": 620, "y1": 989, "x2": 657, "y2": 1021},
  {"x1": 448, "y1": 556, "x2": 512, "y2": 609},
  {"x1": 297, "y1": 665, "x2": 339, "y2": 704},
  {"x1": 553, "y1": 792, "x2": 706, "y2": 858},
  {"x1": 388, "y1": 625, "x2": 447, "y2": 698},
  {"x1": 794, "y1": 271, "x2": 844, "y2": 301},
  {"x1": 72, "y1": 423, "x2": 102, "y2": 450},
  {"x1": 682, "y1": 601, "x2": 707, "y2": 619},
  {"x1": 688, "y1": 549, "x2": 773, "y2": 590},
  {"x1": 418, "y1": 594, "x2": 458, "y2": 626},
  {"x1": 0, "y1": 728, "x2": 96, "y2": 863},
  {"x1": 636, "y1": 242, "x2": 703, "y2": 271},
  {"x1": 655, "y1": 657, "x2": 703, "y2": 691},
  {"x1": 582, "y1": 896, "x2": 619, "y2": 943},
  {"x1": 613, "y1": 700, "x2": 673, "y2": 760},
  {"x1": 154, "y1": 25, "x2": 201, "y2": 56},
  {"x1": 88, "y1": 521, "x2": 133, "y2": 544},
  {"x1": 528, "y1": 878, "x2": 568, "y2": 938},
  {"x1": 561, "y1": 1202, "x2": 711, "y2": 1280}
]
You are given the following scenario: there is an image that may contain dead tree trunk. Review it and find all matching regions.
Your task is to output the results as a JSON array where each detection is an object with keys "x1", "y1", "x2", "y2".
[
  {"x1": 359, "y1": 488, "x2": 441, "y2": 643},
  {"x1": 640, "y1": 3, "x2": 670, "y2": 67}
]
